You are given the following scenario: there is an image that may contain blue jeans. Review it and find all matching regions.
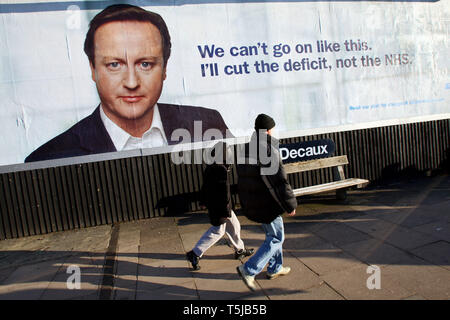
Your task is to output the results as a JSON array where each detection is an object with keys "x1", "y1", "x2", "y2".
[{"x1": 243, "y1": 216, "x2": 284, "y2": 276}]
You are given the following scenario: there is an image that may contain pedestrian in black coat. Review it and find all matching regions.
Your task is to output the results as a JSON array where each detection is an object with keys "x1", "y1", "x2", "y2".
[
  {"x1": 186, "y1": 142, "x2": 254, "y2": 270},
  {"x1": 236, "y1": 114, "x2": 297, "y2": 291}
]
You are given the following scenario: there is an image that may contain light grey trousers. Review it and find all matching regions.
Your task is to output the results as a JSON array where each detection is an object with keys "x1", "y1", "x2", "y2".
[{"x1": 192, "y1": 210, "x2": 245, "y2": 257}]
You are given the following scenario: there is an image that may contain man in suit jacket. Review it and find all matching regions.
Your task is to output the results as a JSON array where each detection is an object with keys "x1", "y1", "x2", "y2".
[{"x1": 25, "y1": 4, "x2": 230, "y2": 163}]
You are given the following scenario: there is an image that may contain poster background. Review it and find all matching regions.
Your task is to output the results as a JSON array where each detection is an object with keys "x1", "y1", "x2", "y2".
[{"x1": 0, "y1": 0, "x2": 448, "y2": 168}]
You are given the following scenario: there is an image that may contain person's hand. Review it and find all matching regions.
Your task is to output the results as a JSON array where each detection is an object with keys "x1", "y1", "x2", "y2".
[{"x1": 287, "y1": 209, "x2": 296, "y2": 217}]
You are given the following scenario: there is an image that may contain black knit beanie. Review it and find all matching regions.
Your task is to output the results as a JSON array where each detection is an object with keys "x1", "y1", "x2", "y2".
[{"x1": 255, "y1": 113, "x2": 275, "y2": 130}]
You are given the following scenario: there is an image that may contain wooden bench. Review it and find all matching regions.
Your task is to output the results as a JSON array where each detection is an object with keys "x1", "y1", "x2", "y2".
[{"x1": 284, "y1": 155, "x2": 369, "y2": 200}]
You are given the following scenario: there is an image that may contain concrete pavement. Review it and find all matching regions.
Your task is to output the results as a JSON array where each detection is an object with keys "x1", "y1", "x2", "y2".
[{"x1": 0, "y1": 173, "x2": 449, "y2": 300}]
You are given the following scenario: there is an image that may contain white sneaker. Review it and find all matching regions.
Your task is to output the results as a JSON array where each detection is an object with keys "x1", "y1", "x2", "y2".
[
  {"x1": 237, "y1": 265, "x2": 256, "y2": 291},
  {"x1": 266, "y1": 266, "x2": 291, "y2": 279}
]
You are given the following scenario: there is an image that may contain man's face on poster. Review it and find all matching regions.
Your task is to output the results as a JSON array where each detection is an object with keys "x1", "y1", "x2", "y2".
[{"x1": 90, "y1": 20, "x2": 167, "y2": 128}]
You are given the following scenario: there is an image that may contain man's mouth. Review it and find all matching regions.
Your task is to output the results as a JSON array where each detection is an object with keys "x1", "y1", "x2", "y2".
[{"x1": 120, "y1": 96, "x2": 144, "y2": 103}]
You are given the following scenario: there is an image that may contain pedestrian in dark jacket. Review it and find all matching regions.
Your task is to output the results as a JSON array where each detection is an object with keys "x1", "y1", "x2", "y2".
[
  {"x1": 186, "y1": 142, "x2": 254, "y2": 270},
  {"x1": 236, "y1": 114, "x2": 297, "y2": 291}
]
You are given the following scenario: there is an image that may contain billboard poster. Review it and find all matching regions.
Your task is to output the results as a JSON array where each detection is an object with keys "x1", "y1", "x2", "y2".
[{"x1": 0, "y1": 0, "x2": 448, "y2": 171}]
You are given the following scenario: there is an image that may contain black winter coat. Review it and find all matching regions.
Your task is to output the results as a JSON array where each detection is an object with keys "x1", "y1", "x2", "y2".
[
  {"x1": 237, "y1": 132, "x2": 297, "y2": 224},
  {"x1": 200, "y1": 164, "x2": 232, "y2": 226}
]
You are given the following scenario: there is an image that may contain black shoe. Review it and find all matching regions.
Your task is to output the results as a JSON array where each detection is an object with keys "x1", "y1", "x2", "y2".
[
  {"x1": 235, "y1": 248, "x2": 255, "y2": 260},
  {"x1": 186, "y1": 250, "x2": 201, "y2": 270}
]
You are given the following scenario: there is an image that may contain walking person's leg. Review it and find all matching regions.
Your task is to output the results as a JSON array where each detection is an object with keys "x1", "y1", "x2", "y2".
[
  {"x1": 265, "y1": 217, "x2": 290, "y2": 279},
  {"x1": 224, "y1": 210, "x2": 254, "y2": 259},
  {"x1": 244, "y1": 216, "x2": 284, "y2": 276},
  {"x1": 193, "y1": 224, "x2": 226, "y2": 257},
  {"x1": 265, "y1": 230, "x2": 283, "y2": 274},
  {"x1": 224, "y1": 211, "x2": 244, "y2": 251},
  {"x1": 237, "y1": 216, "x2": 285, "y2": 290},
  {"x1": 187, "y1": 224, "x2": 226, "y2": 270}
]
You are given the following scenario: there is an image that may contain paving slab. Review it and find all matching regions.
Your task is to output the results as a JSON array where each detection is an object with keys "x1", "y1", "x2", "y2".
[
  {"x1": 412, "y1": 221, "x2": 450, "y2": 242},
  {"x1": 403, "y1": 294, "x2": 426, "y2": 300},
  {"x1": 0, "y1": 249, "x2": 74, "y2": 271},
  {"x1": 194, "y1": 264, "x2": 258, "y2": 300},
  {"x1": 289, "y1": 242, "x2": 364, "y2": 276},
  {"x1": 339, "y1": 238, "x2": 419, "y2": 267},
  {"x1": 342, "y1": 217, "x2": 401, "y2": 237},
  {"x1": 0, "y1": 267, "x2": 16, "y2": 284},
  {"x1": 62, "y1": 225, "x2": 112, "y2": 253},
  {"x1": 321, "y1": 263, "x2": 412, "y2": 300},
  {"x1": 369, "y1": 208, "x2": 419, "y2": 225},
  {"x1": 296, "y1": 201, "x2": 360, "y2": 218},
  {"x1": 283, "y1": 231, "x2": 329, "y2": 252},
  {"x1": 137, "y1": 255, "x2": 192, "y2": 283},
  {"x1": 135, "y1": 280, "x2": 198, "y2": 300},
  {"x1": 296, "y1": 218, "x2": 342, "y2": 234},
  {"x1": 0, "y1": 258, "x2": 66, "y2": 299},
  {"x1": 312, "y1": 221, "x2": 372, "y2": 246},
  {"x1": 410, "y1": 241, "x2": 450, "y2": 270},
  {"x1": 381, "y1": 263, "x2": 450, "y2": 300},
  {"x1": 40, "y1": 255, "x2": 103, "y2": 300},
  {"x1": 113, "y1": 255, "x2": 139, "y2": 299},
  {"x1": 113, "y1": 286, "x2": 136, "y2": 300},
  {"x1": 397, "y1": 207, "x2": 446, "y2": 228},
  {"x1": 139, "y1": 219, "x2": 180, "y2": 245},
  {"x1": 268, "y1": 282, "x2": 344, "y2": 300},
  {"x1": 256, "y1": 253, "x2": 324, "y2": 299},
  {"x1": 342, "y1": 217, "x2": 439, "y2": 250},
  {"x1": 113, "y1": 222, "x2": 141, "y2": 297},
  {"x1": 137, "y1": 235, "x2": 194, "y2": 293},
  {"x1": 379, "y1": 225, "x2": 440, "y2": 251}
]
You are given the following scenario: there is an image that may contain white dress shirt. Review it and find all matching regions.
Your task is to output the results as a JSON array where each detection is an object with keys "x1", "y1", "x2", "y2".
[{"x1": 100, "y1": 104, "x2": 168, "y2": 151}]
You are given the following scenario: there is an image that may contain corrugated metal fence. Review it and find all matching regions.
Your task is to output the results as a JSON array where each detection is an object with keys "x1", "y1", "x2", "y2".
[{"x1": 0, "y1": 119, "x2": 449, "y2": 240}]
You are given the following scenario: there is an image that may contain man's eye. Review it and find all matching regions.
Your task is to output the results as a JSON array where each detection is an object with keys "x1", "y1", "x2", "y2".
[
  {"x1": 140, "y1": 62, "x2": 152, "y2": 69},
  {"x1": 107, "y1": 62, "x2": 120, "y2": 69}
]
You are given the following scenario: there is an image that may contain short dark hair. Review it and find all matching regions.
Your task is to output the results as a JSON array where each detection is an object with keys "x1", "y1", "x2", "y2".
[{"x1": 84, "y1": 4, "x2": 171, "y2": 67}]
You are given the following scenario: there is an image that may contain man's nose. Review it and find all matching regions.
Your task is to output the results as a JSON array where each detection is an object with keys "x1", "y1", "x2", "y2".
[{"x1": 123, "y1": 66, "x2": 140, "y2": 89}]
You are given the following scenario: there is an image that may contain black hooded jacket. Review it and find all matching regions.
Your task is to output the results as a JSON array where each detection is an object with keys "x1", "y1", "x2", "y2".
[
  {"x1": 200, "y1": 163, "x2": 232, "y2": 226},
  {"x1": 236, "y1": 132, "x2": 297, "y2": 224}
]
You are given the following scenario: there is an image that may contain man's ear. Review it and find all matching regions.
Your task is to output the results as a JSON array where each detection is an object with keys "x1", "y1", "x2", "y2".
[
  {"x1": 163, "y1": 67, "x2": 167, "y2": 81},
  {"x1": 90, "y1": 62, "x2": 96, "y2": 82}
]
